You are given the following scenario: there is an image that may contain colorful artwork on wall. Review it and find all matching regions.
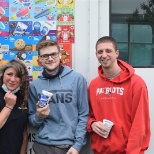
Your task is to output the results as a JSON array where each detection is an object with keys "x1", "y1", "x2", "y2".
[{"x1": 0, "y1": 0, "x2": 74, "y2": 82}]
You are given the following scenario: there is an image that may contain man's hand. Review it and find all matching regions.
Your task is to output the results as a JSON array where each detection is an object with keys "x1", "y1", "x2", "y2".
[
  {"x1": 36, "y1": 102, "x2": 50, "y2": 119},
  {"x1": 66, "y1": 147, "x2": 79, "y2": 154},
  {"x1": 91, "y1": 121, "x2": 108, "y2": 137}
]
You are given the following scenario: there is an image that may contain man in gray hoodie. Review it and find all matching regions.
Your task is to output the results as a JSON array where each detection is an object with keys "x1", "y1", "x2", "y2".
[{"x1": 28, "y1": 39, "x2": 89, "y2": 154}]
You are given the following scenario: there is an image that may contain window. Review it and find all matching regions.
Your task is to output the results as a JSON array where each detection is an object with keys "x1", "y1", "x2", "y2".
[{"x1": 110, "y1": 0, "x2": 154, "y2": 67}]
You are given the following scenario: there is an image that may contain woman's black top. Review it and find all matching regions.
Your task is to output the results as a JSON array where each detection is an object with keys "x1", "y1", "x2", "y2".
[{"x1": 0, "y1": 88, "x2": 28, "y2": 154}]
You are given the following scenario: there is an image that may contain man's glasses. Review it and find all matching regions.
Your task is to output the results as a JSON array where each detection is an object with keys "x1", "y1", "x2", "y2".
[{"x1": 39, "y1": 52, "x2": 59, "y2": 60}]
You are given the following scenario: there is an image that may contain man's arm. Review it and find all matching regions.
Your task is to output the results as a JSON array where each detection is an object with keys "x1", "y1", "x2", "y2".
[
  {"x1": 126, "y1": 83, "x2": 151, "y2": 154},
  {"x1": 28, "y1": 84, "x2": 44, "y2": 127},
  {"x1": 72, "y1": 76, "x2": 89, "y2": 152},
  {"x1": 87, "y1": 82, "x2": 96, "y2": 133}
]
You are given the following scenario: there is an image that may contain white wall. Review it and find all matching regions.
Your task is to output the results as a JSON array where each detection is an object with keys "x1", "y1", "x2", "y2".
[
  {"x1": 74, "y1": 0, "x2": 154, "y2": 153},
  {"x1": 27, "y1": 0, "x2": 153, "y2": 153},
  {"x1": 135, "y1": 68, "x2": 154, "y2": 154}
]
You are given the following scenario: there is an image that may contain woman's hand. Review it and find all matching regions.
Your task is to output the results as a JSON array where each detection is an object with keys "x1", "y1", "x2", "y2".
[{"x1": 4, "y1": 91, "x2": 17, "y2": 109}]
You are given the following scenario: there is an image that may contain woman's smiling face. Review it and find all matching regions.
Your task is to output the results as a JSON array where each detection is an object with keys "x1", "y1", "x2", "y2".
[{"x1": 3, "y1": 67, "x2": 21, "y2": 91}]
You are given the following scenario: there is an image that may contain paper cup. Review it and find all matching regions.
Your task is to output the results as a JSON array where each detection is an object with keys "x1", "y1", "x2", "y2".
[
  {"x1": 39, "y1": 90, "x2": 53, "y2": 107},
  {"x1": 102, "y1": 119, "x2": 114, "y2": 138}
]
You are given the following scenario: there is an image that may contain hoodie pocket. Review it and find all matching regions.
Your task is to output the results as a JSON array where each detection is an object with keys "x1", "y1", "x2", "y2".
[
  {"x1": 107, "y1": 123, "x2": 127, "y2": 153},
  {"x1": 91, "y1": 123, "x2": 127, "y2": 153}
]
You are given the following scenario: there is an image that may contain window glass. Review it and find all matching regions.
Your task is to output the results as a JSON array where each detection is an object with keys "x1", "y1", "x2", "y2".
[{"x1": 111, "y1": 0, "x2": 154, "y2": 67}]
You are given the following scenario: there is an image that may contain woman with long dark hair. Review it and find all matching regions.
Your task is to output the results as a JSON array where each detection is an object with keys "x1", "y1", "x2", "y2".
[{"x1": 0, "y1": 59, "x2": 29, "y2": 154}]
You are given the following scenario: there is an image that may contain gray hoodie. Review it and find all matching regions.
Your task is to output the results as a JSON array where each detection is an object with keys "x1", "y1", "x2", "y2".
[{"x1": 28, "y1": 66, "x2": 89, "y2": 152}]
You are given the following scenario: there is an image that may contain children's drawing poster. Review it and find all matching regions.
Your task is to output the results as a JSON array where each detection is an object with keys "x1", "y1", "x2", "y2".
[
  {"x1": 57, "y1": 25, "x2": 74, "y2": 43},
  {"x1": 0, "y1": 0, "x2": 9, "y2": 21},
  {"x1": 59, "y1": 43, "x2": 72, "y2": 67},
  {"x1": 0, "y1": 0, "x2": 75, "y2": 83}
]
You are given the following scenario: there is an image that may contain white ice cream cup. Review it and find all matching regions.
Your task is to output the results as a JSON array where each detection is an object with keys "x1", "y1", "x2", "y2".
[
  {"x1": 39, "y1": 90, "x2": 53, "y2": 107},
  {"x1": 102, "y1": 119, "x2": 114, "y2": 138}
]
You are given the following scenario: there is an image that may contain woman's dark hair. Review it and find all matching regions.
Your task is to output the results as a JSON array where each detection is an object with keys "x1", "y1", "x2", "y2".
[{"x1": 0, "y1": 59, "x2": 30, "y2": 110}]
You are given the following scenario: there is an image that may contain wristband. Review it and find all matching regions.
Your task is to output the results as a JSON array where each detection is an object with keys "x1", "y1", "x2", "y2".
[{"x1": 5, "y1": 106, "x2": 13, "y2": 110}]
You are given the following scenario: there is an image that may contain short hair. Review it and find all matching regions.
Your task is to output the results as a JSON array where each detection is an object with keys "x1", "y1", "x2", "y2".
[
  {"x1": 95, "y1": 36, "x2": 117, "y2": 51},
  {"x1": 0, "y1": 59, "x2": 29, "y2": 110},
  {"x1": 37, "y1": 40, "x2": 60, "y2": 55}
]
